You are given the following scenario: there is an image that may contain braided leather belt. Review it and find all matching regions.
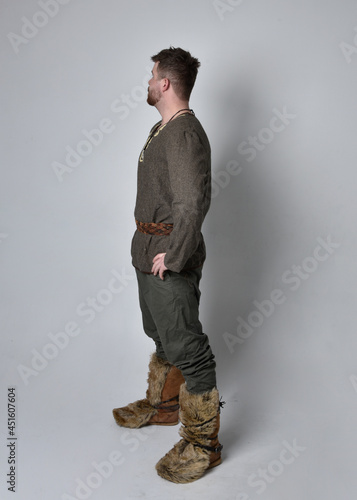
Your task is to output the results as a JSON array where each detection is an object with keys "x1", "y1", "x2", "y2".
[{"x1": 135, "y1": 219, "x2": 173, "y2": 236}]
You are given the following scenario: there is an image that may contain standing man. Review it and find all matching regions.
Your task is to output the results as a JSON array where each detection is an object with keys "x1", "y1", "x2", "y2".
[{"x1": 113, "y1": 47, "x2": 222, "y2": 483}]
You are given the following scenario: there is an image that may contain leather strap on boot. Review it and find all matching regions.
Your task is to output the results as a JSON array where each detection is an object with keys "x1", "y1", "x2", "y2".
[
  {"x1": 192, "y1": 442, "x2": 223, "y2": 453},
  {"x1": 153, "y1": 395, "x2": 180, "y2": 413}
]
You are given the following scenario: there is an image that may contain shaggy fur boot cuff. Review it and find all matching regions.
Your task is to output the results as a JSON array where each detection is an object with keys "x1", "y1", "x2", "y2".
[
  {"x1": 146, "y1": 353, "x2": 173, "y2": 406},
  {"x1": 178, "y1": 384, "x2": 220, "y2": 424}
]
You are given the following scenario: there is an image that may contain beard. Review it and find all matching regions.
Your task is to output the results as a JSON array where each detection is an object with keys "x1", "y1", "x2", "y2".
[{"x1": 147, "y1": 87, "x2": 161, "y2": 106}]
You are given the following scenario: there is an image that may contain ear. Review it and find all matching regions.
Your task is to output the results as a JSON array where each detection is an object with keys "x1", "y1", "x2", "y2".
[{"x1": 161, "y1": 78, "x2": 170, "y2": 92}]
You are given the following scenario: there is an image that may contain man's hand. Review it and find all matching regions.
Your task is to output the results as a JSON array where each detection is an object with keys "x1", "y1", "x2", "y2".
[{"x1": 152, "y1": 253, "x2": 168, "y2": 280}]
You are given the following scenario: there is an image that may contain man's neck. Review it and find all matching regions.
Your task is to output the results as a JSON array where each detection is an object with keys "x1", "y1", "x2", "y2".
[{"x1": 157, "y1": 101, "x2": 191, "y2": 125}]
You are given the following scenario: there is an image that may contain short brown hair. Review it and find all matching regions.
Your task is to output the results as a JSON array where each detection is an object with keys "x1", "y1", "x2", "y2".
[{"x1": 151, "y1": 47, "x2": 201, "y2": 101}]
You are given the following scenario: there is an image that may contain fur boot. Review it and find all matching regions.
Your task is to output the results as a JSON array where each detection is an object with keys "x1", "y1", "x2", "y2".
[
  {"x1": 112, "y1": 353, "x2": 185, "y2": 428},
  {"x1": 155, "y1": 384, "x2": 223, "y2": 483}
]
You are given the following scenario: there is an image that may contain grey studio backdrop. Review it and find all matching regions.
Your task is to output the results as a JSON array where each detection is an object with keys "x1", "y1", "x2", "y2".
[{"x1": 1, "y1": 1, "x2": 357, "y2": 499}]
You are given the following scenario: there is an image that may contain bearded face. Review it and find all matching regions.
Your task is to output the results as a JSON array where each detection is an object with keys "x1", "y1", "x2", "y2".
[
  {"x1": 147, "y1": 86, "x2": 162, "y2": 106},
  {"x1": 147, "y1": 62, "x2": 163, "y2": 107}
]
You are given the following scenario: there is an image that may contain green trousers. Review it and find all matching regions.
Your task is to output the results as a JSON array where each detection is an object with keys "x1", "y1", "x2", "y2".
[{"x1": 135, "y1": 267, "x2": 217, "y2": 394}]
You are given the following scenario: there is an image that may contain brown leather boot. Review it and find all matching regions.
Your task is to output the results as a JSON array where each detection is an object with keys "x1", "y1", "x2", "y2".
[
  {"x1": 155, "y1": 384, "x2": 223, "y2": 483},
  {"x1": 113, "y1": 353, "x2": 185, "y2": 428}
]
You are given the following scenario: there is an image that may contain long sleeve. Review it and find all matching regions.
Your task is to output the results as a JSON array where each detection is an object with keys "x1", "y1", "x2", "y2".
[{"x1": 163, "y1": 129, "x2": 211, "y2": 272}]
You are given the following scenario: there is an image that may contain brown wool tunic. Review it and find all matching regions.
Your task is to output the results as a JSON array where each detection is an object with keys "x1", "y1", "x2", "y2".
[{"x1": 131, "y1": 112, "x2": 211, "y2": 273}]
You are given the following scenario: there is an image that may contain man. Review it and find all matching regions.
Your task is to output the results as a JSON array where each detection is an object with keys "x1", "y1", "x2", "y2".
[{"x1": 113, "y1": 47, "x2": 222, "y2": 483}]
